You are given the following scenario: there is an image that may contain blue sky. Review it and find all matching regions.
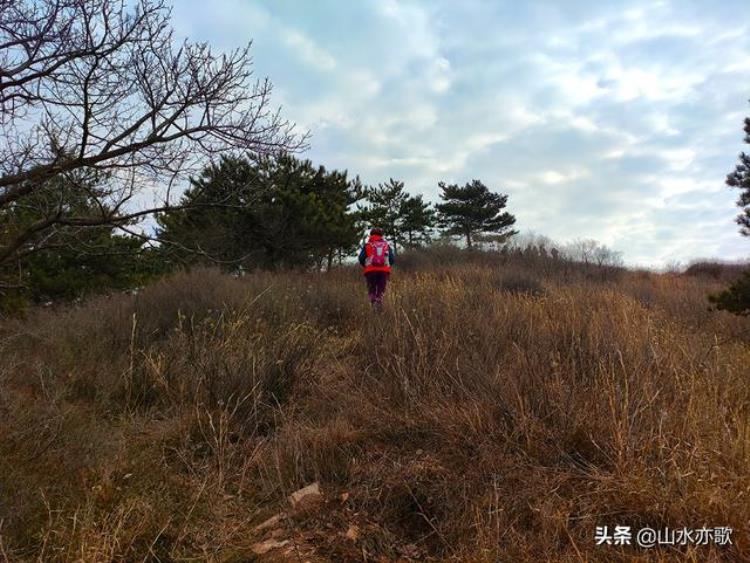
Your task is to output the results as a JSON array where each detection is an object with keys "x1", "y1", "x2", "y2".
[{"x1": 171, "y1": 0, "x2": 750, "y2": 266}]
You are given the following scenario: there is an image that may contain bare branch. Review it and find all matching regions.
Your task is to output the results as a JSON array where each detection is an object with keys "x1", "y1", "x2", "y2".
[{"x1": 0, "y1": 0, "x2": 308, "y2": 267}]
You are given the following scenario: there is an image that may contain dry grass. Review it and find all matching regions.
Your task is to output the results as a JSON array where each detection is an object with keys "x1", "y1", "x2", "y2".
[{"x1": 1, "y1": 252, "x2": 749, "y2": 561}]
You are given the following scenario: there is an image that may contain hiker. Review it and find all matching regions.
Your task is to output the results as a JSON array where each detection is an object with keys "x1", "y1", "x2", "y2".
[{"x1": 358, "y1": 228, "x2": 395, "y2": 310}]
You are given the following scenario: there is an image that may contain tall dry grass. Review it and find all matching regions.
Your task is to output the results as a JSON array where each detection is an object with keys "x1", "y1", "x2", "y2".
[{"x1": 0, "y1": 252, "x2": 749, "y2": 561}]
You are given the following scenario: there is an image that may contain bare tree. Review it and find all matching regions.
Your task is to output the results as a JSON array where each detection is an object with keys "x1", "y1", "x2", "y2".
[
  {"x1": 563, "y1": 238, "x2": 623, "y2": 267},
  {"x1": 565, "y1": 238, "x2": 598, "y2": 265},
  {"x1": 0, "y1": 0, "x2": 306, "y2": 268}
]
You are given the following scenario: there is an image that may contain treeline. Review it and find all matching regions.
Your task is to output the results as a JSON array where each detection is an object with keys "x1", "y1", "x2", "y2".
[
  {"x1": 157, "y1": 155, "x2": 517, "y2": 271},
  {"x1": 2, "y1": 0, "x2": 748, "y2": 317},
  {"x1": 0, "y1": 154, "x2": 520, "y2": 311}
]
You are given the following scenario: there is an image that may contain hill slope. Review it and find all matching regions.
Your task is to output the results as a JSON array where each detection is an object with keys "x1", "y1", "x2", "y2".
[{"x1": 1, "y1": 251, "x2": 749, "y2": 561}]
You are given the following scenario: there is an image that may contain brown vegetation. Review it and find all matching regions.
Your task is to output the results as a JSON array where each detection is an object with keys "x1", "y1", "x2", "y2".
[
  {"x1": 683, "y1": 260, "x2": 747, "y2": 283},
  {"x1": 1, "y1": 250, "x2": 749, "y2": 561}
]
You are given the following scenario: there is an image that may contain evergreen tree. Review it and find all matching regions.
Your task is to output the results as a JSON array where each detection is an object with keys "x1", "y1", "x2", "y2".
[
  {"x1": 358, "y1": 179, "x2": 408, "y2": 248},
  {"x1": 709, "y1": 271, "x2": 750, "y2": 315},
  {"x1": 157, "y1": 155, "x2": 362, "y2": 270},
  {"x1": 435, "y1": 180, "x2": 517, "y2": 248},
  {"x1": 727, "y1": 113, "x2": 750, "y2": 235},
  {"x1": 156, "y1": 156, "x2": 259, "y2": 267},
  {"x1": 711, "y1": 109, "x2": 750, "y2": 315},
  {"x1": 1, "y1": 171, "x2": 146, "y2": 311},
  {"x1": 399, "y1": 195, "x2": 435, "y2": 247}
]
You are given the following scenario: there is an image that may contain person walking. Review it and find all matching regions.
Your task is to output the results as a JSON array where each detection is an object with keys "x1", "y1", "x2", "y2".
[{"x1": 358, "y1": 228, "x2": 395, "y2": 311}]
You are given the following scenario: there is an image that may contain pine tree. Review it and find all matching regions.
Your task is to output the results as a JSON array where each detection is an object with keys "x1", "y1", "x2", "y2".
[
  {"x1": 359, "y1": 179, "x2": 408, "y2": 248},
  {"x1": 1, "y1": 171, "x2": 145, "y2": 311},
  {"x1": 157, "y1": 155, "x2": 362, "y2": 270},
  {"x1": 435, "y1": 180, "x2": 517, "y2": 248},
  {"x1": 710, "y1": 109, "x2": 750, "y2": 315},
  {"x1": 399, "y1": 195, "x2": 435, "y2": 247},
  {"x1": 709, "y1": 271, "x2": 750, "y2": 315},
  {"x1": 727, "y1": 114, "x2": 750, "y2": 236}
]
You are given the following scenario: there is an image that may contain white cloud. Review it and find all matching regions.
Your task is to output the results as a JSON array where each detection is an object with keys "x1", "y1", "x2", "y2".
[
  {"x1": 282, "y1": 29, "x2": 337, "y2": 71},
  {"x1": 658, "y1": 148, "x2": 697, "y2": 171},
  {"x1": 427, "y1": 57, "x2": 452, "y2": 93},
  {"x1": 656, "y1": 177, "x2": 718, "y2": 198},
  {"x1": 168, "y1": 0, "x2": 750, "y2": 266},
  {"x1": 539, "y1": 168, "x2": 591, "y2": 185},
  {"x1": 601, "y1": 64, "x2": 705, "y2": 102},
  {"x1": 377, "y1": 0, "x2": 439, "y2": 60}
]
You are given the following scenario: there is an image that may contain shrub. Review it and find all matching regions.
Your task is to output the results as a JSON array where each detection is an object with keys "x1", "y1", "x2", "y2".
[
  {"x1": 684, "y1": 260, "x2": 747, "y2": 282},
  {"x1": 498, "y1": 274, "x2": 545, "y2": 296},
  {"x1": 709, "y1": 269, "x2": 750, "y2": 315},
  {"x1": 2, "y1": 256, "x2": 750, "y2": 561}
]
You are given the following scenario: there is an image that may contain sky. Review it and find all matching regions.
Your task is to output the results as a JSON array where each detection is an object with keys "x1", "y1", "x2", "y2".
[{"x1": 170, "y1": 0, "x2": 750, "y2": 267}]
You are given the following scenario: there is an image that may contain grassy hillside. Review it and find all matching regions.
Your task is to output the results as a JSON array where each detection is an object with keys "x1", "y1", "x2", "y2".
[{"x1": 1, "y1": 249, "x2": 749, "y2": 561}]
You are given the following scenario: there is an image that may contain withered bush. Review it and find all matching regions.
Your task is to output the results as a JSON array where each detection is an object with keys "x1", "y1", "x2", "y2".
[
  {"x1": 1, "y1": 255, "x2": 749, "y2": 561},
  {"x1": 684, "y1": 260, "x2": 747, "y2": 282}
]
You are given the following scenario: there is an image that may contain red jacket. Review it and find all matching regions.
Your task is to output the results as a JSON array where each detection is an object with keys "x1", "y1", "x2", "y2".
[{"x1": 358, "y1": 234, "x2": 394, "y2": 275}]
